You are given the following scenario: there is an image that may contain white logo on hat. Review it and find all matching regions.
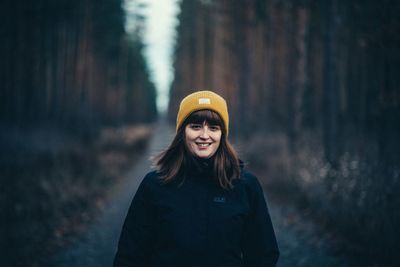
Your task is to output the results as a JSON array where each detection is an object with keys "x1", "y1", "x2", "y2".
[{"x1": 198, "y1": 98, "x2": 211, "y2": 104}]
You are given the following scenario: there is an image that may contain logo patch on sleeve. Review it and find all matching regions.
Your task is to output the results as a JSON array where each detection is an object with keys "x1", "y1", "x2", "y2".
[{"x1": 198, "y1": 98, "x2": 211, "y2": 104}]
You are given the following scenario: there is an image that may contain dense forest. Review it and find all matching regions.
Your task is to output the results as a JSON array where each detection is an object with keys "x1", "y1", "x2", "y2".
[
  {"x1": 0, "y1": 0, "x2": 157, "y2": 129},
  {"x1": 170, "y1": 0, "x2": 400, "y2": 265},
  {"x1": 0, "y1": 0, "x2": 156, "y2": 266}
]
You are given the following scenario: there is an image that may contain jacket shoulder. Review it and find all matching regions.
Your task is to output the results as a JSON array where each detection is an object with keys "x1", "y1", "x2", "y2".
[
  {"x1": 240, "y1": 170, "x2": 262, "y2": 187},
  {"x1": 236, "y1": 169, "x2": 265, "y2": 198},
  {"x1": 137, "y1": 170, "x2": 164, "y2": 191},
  {"x1": 131, "y1": 171, "x2": 164, "y2": 204}
]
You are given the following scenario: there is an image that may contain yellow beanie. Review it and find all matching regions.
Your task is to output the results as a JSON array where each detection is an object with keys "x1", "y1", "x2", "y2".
[{"x1": 176, "y1": 90, "x2": 229, "y2": 136}]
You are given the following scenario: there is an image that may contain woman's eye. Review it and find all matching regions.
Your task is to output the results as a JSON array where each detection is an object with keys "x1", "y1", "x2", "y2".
[
  {"x1": 190, "y1": 124, "x2": 202, "y2": 129},
  {"x1": 209, "y1": 125, "x2": 221, "y2": 131}
]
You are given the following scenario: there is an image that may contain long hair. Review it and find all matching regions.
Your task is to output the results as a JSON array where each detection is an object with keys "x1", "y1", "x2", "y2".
[{"x1": 154, "y1": 110, "x2": 241, "y2": 189}]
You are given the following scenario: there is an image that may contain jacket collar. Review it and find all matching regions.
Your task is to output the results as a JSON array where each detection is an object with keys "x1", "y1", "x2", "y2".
[{"x1": 184, "y1": 154, "x2": 214, "y2": 179}]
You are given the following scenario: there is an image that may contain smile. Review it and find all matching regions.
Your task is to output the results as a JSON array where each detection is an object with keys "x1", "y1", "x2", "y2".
[{"x1": 196, "y1": 142, "x2": 212, "y2": 148}]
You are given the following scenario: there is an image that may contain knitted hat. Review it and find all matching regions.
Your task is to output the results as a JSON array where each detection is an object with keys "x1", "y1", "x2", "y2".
[{"x1": 176, "y1": 90, "x2": 229, "y2": 136}]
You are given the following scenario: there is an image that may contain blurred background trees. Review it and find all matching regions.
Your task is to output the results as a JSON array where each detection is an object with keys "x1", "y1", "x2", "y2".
[
  {"x1": 0, "y1": 0, "x2": 156, "y2": 266},
  {"x1": 170, "y1": 0, "x2": 400, "y2": 264},
  {"x1": 0, "y1": 0, "x2": 156, "y2": 131}
]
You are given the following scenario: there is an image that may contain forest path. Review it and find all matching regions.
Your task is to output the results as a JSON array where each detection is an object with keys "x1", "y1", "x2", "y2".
[
  {"x1": 53, "y1": 120, "x2": 359, "y2": 267},
  {"x1": 52, "y1": 120, "x2": 174, "y2": 267}
]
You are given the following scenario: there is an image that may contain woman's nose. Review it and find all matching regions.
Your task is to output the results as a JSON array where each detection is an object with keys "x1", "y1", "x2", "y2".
[{"x1": 200, "y1": 127, "x2": 210, "y2": 138}]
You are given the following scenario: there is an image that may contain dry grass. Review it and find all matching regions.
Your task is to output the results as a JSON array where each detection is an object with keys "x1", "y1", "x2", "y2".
[
  {"x1": 241, "y1": 131, "x2": 400, "y2": 266},
  {"x1": 0, "y1": 124, "x2": 153, "y2": 266}
]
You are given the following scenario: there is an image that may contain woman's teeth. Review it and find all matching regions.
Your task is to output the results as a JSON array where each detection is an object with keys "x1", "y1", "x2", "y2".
[{"x1": 197, "y1": 143, "x2": 210, "y2": 147}]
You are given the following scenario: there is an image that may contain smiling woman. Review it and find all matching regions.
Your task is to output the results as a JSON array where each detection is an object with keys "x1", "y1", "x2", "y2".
[
  {"x1": 185, "y1": 118, "x2": 222, "y2": 159},
  {"x1": 114, "y1": 90, "x2": 280, "y2": 267}
]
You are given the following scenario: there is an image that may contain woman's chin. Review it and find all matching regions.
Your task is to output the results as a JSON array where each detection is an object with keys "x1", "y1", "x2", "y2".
[{"x1": 193, "y1": 150, "x2": 213, "y2": 158}]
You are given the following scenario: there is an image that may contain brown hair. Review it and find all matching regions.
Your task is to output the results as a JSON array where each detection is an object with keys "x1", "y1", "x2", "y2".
[{"x1": 154, "y1": 110, "x2": 241, "y2": 189}]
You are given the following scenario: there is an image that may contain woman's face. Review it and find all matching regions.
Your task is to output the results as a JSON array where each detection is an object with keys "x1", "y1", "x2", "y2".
[{"x1": 185, "y1": 121, "x2": 222, "y2": 158}]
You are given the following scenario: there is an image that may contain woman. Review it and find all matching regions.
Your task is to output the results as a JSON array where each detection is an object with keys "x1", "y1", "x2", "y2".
[{"x1": 114, "y1": 91, "x2": 279, "y2": 267}]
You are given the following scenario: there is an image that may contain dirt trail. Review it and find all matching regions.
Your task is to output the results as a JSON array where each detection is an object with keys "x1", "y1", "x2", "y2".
[
  {"x1": 53, "y1": 120, "x2": 174, "y2": 267},
  {"x1": 53, "y1": 121, "x2": 361, "y2": 267}
]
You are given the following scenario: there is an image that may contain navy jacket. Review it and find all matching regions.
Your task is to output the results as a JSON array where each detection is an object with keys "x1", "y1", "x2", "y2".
[{"x1": 114, "y1": 166, "x2": 279, "y2": 267}]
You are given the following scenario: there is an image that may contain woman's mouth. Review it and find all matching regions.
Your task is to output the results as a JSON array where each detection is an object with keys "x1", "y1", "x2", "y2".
[{"x1": 196, "y1": 142, "x2": 212, "y2": 148}]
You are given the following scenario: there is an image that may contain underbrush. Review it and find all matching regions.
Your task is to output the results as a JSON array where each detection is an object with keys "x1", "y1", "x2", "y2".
[
  {"x1": 0, "y1": 125, "x2": 153, "y2": 267},
  {"x1": 241, "y1": 131, "x2": 400, "y2": 267}
]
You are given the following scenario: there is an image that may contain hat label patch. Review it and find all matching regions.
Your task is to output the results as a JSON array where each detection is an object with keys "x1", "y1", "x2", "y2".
[{"x1": 198, "y1": 98, "x2": 211, "y2": 104}]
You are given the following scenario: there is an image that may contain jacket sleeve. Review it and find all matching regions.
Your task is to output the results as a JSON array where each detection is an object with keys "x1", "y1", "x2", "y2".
[
  {"x1": 113, "y1": 173, "x2": 155, "y2": 267},
  {"x1": 242, "y1": 173, "x2": 280, "y2": 267}
]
